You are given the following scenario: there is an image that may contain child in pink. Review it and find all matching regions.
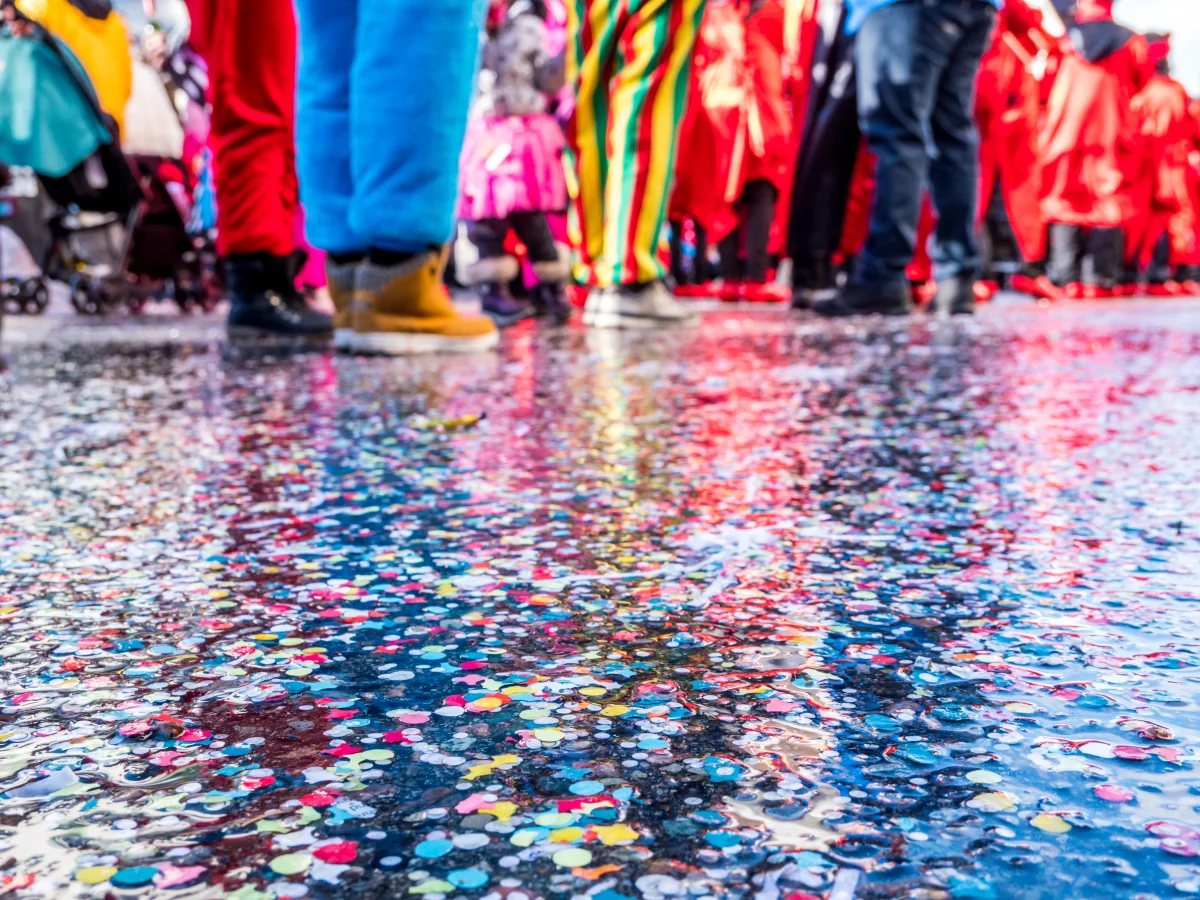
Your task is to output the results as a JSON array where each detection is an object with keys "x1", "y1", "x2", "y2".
[{"x1": 458, "y1": 0, "x2": 571, "y2": 325}]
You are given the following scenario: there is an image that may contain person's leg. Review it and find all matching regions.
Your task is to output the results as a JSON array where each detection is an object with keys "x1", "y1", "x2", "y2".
[
  {"x1": 1047, "y1": 223, "x2": 1083, "y2": 287},
  {"x1": 566, "y1": 0, "x2": 616, "y2": 289},
  {"x1": 512, "y1": 211, "x2": 573, "y2": 323},
  {"x1": 295, "y1": 0, "x2": 359, "y2": 258},
  {"x1": 601, "y1": 0, "x2": 707, "y2": 287},
  {"x1": 1088, "y1": 227, "x2": 1123, "y2": 289},
  {"x1": 465, "y1": 217, "x2": 532, "y2": 327},
  {"x1": 694, "y1": 223, "x2": 710, "y2": 282},
  {"x1": 208, "y1": 0, "x2": 297, "y2": 260},
  {"x1": 927, "y1": 1, "x2": 995, "y2": 314},
  {"x1": 824, "y1": 0, "x2": 946, "y2": 316},
  {"x1": 211, "y1": 0, "x2": 331, "y2": 335},
  {"x1": 927, "y1": 3, "x2": 994, "y2": 282},
  {"x1": 324, "y1": 0, "x2": 496, "y2": 353},
  {"x1": 743, "y1": 180, "x2": 779, "y2": 283},
  {"x1": 295, "y1": 0, "x2": 359, "y2": 334},
  {"x1": 719, "y1": 226, "x2": 743, "y2": 283},
  {"x1": 351, "y1": 0, "x2": 487, "y2": 253}
]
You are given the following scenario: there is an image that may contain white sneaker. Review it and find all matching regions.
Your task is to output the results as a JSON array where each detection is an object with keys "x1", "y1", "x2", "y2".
[{"x1": 587, "y1": 281, "x2": 699, "y2": 329}]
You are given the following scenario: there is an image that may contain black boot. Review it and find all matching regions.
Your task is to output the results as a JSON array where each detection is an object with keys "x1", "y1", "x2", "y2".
[
  {"x1": 531, "y1": 282, "x2": 573, "y2": 325},
  {"x1": 790, "y1": 257, "x2": 836, "y2": 309},
  {"x1": 814, "y1": 281, "x2": 911, "y2": 317},
  {"x1": 479, "y1": 282, "x2": 533, "y2": 328},
  {"x1": 226, "y1": 253, "x2": 333, "y2": 337},
  {"x1": 934, "y1": 276, "x2": 975, "y2": 316}
]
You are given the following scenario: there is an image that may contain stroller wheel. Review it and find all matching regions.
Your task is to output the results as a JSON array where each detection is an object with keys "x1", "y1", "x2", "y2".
[
  {"x1": 2, "y1": 279, "x2": 21, "y2": 316},
  {"x1": 18, "y1": 279, "x2": 49, "y2": 315},
  {"x1": 71, "y1": 282, "x2": 101, "y2": 316}
]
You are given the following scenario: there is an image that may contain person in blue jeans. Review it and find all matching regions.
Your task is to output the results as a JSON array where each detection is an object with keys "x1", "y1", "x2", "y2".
[
  {"x1": 815, "y1": 0, "x2": 998, "y2": 317},
  {"x1": 294, "y1": 0, "x2": 499, "y2": 354}
]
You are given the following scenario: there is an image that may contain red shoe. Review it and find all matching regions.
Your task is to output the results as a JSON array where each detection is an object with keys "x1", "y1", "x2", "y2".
[
  {"x1": 912, "y1": 281, "x2": 937, "y2": 306},
  {"x1": 1145, "y1": 281, "x2": 1180, "y2": 297},
  {"x1": 739, "y1": 281, "x2": 790, "y2": 303},
  {"x1": 1115, "y1": 283, "x2": 1139, "y2": 297},
  {"x1": 673, "y1": 283, "x2": 710, "y2": 298},
  {"x1": 1179, "y1": 280, "x2": 1200, "y2": 296},
  {"x1": 1091, "y1": 285, "x2": 1116, "y2": 299},
  {"x1": 716, "y1": 280, "x2": 742, "y2": 302},
  {"x1": 1064, "y1": 282, "x2": 1085, "y2": 300},
  {"x1": 975, "y1": 280, "x2": 999, "y2": 303},
  {"x1": 1010, "y1": 273, "x2": 1061, "y2": 301}
]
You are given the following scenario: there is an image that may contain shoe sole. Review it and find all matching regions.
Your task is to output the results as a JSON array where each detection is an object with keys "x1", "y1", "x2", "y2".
[
  {"x1": 340, "y1": 330, "x2": 501, "y2": 356},
  {"x1": 333, "y1": 328, "x2": 354, "y2": 350},
  {"x1": 227, "y1": 326, "x2": 332, "y2": 346},
  {"x1": 588, "y1": 312, "x2": 699, "y2": 330}
]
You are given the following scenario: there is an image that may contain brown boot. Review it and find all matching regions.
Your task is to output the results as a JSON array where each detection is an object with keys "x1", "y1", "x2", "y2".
[
  {"x1": 326, "y1": 259, "x2": 360, "y2": 350},
  {"x1": 344, "y1": 248, "x2": 499, "y2": 355}
]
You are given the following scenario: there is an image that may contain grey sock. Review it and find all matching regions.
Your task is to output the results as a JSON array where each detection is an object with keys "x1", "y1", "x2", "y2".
[{"x1": 357, "y1": 254, "x2": 431, "y2": 296}]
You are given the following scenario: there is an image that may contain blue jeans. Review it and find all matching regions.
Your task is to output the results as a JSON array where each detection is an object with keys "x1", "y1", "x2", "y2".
[
  {"x1": 294, "y1": 0, "x2": 487, "y2": 255},
  {"x1": 852, "y1": 0, "x2": 996, "y2": 286}
]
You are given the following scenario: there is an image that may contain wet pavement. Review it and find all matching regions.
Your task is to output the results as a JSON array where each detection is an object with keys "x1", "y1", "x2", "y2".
[{"x1": 0, "y1": 299, "x2": 1198, "y2": 900}]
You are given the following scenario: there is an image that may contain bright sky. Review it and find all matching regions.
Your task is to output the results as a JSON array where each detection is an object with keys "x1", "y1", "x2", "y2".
[{"x1": 1116, "y1": 0, "x2": 1200, "y2": 95}]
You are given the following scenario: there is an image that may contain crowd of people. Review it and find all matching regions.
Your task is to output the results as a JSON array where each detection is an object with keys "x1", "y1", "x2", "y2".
[{"x1": 2, "y1": 0, "x2": 1198, "y2": 352}]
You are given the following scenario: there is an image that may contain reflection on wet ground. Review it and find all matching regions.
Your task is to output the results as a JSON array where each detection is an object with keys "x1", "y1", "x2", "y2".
[{"x1": 0, "y1": 301, "x2": 1197, "y2": 900}]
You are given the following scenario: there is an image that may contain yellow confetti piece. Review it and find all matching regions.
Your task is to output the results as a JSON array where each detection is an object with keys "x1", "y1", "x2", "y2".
[
  {"x1": 75, "y1": 867, "x2": 117, "y2": 885},
  {"x1": 480, "y1": 801, "x2": 518, "y2": 822},
  {"x1": 550, "y1": 827, "x2": 585, "y2": 843},
  {"x1": 533, "y1": 728, "x2": 565, "y2": 743},
  {"x1": 1031, "y1": 814, "x2": 1071, "y2": 834},
  {"x1": 591, "y1": 823, "x2": 639, "y2": 845},
  {"x1": 552, "y1": 848, "x2": 593, "y2": 868},
  {"x1": 969, "y1": 791, "x2": 1017, "y2": 812},
  {"x1": 410, "y1": 880, "x2": 455, "y2": 894},
  {"x1": 966, "y1": 770, "x2": 1002, "y2": 785},
  {"x1": 599, "y1": 705, "x2": 630, "y2": 717},
  {"x1": 579, "y1": 687, "x2": 607, "y2": 697},
  {"x1": 472, "y1": 696, "x2": 505, "y2": 711},
  {"x1": 1005, "y1": 702, "x2": 1037, "y2": 714}
]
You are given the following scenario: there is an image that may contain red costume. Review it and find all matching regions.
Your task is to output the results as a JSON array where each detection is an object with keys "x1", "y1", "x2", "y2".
[
  {"x1": 186, "y1": 0, "x2": 298, "y2": 258},
  {"x1": 976, "y1": 0, "x2": 1054, "y2": 264},
  {"x1": 670, "y1": 0, "x2": 746, "y2": 243},
  {"x1": 1125, "y1": 66, "x2": 1197, "y2": 273},
  {"x1": 1040, "y1": 0, "x2": 1153, "y2": 230}
]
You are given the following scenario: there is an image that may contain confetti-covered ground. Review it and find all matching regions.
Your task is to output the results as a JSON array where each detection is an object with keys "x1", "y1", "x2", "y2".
[{"x1": 1, "y1": 300, "x2": 1198, "y2": 900}]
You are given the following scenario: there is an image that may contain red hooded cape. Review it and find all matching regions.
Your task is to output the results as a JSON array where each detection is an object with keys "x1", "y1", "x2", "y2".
[
  {"x1": 1040, "y1": 4, "x2": 1154, "y2": 228},
  {"x1": 1126, "y1": 71, "x2": 1197, "y2": 267}
]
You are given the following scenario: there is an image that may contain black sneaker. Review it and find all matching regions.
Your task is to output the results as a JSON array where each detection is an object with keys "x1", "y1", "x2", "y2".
[
  {"x1": 531, "y1": 282, "x2": 573, "y2": 324},
  {"x1": 790, "y1": 258, "x2": 837, "y2": 309},
  {"x1": 813, "y1": 281, "x2": 912, "y2": 318},
  {"x1": 480, "y1": 283, "x2": 534, "y2": 328},
  {"x1": 934, "y1": 276, "x2": 975, "y2": 316},
  {"x1": 226, "y1": 253, "x2": 333, "y2": 337}
]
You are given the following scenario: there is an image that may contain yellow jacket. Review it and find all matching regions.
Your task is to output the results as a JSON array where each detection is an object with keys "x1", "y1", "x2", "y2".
[{"x1": 16, "y1": 0, "x2": 133, "y2": 136}]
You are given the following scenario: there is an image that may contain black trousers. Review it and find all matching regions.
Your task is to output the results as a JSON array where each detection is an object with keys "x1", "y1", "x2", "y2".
[
  {"x1": 787, "y1": 1, "x2": 860, "y2": 287},
  {"x1": 1047, "y1": 223, "x2": 1123, "y2": 287},
  {"x1": 719, "y1": 180, "x2": 779, "y2": 282},
  {"x1": 467, "y1": 211, "x2": 558, "y2": 265}
]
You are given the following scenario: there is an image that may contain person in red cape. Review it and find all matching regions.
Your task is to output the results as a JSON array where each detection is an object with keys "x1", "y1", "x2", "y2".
[
  {"x1": 1121, "y1": 36, "x2": 1197, "y2": 295},
  {"x1": 975, "y1": 0, "x2": 1061, "y2": 301},
  {"x1": 1040, "y1": 0, "x2": 1154, "y2": 299},
  {"x1": 669, "y1": 0, "x2": 746, "y2": 293},
  {"x1": 716, "y1": 0, "x2": 793, "y2": 301}
]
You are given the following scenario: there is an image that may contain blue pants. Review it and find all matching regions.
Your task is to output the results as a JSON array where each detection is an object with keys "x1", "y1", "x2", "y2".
[
  {"x1": 294, "y1": 0, "x2": 487, "y2": 255},
  {"x1": 853, "y1": 0, "x2": 995, "y2": 286}
]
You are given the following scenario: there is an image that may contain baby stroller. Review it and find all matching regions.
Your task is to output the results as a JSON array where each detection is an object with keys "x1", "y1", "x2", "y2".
[{"x1": 0, "y1": 24, "x2": 219, "y2": 315}]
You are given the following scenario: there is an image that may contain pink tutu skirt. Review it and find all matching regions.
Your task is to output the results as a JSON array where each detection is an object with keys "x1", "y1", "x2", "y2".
[{"x1": 458, "y1": 113, "x2": 568, "y2": 222}]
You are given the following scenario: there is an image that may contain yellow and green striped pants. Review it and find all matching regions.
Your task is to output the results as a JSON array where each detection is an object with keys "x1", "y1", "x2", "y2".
[{"x1": 565, "y1": 0, "x2": 707, "y2": 288}]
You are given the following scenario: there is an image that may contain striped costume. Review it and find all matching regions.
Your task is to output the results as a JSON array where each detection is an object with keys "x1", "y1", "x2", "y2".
[{"x1": 566, "y1": 0, "x2": 708, "y2": 288}]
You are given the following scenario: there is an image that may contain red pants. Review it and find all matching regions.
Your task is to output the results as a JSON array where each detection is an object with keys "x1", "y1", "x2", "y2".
[{"x1": 187, "y1": 0, "x2": 297, "y2": 257}]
